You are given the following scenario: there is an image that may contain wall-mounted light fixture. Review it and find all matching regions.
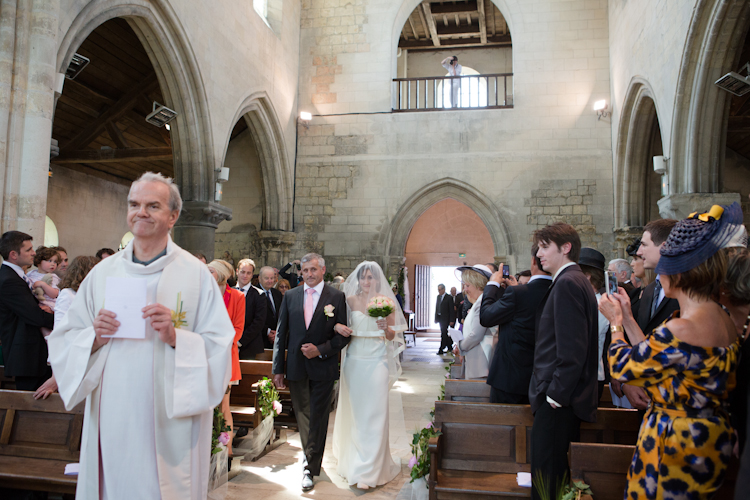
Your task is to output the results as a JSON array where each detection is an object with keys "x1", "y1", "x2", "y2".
[
  {"x1": 715, "y1": 62, "x2": 750, "y2": 96},
  {"x1": 653, "y1": 155, "x2": 669, "y2": 196},
  {"x1": 593, "y1": 100, "x2": 610, "y2": 120},
  {"x1": 65, "y1": 53, "x2": 90, "y2": 80},
  {"x1": 146, "y1": 102, "x2": 178, "y2": 127},
  {"x1": 298, "y1": 111, "x2": 312, "y2": 130},
  {"x1": 214, "y1": 182, "x2": 223, "y2": 202}
]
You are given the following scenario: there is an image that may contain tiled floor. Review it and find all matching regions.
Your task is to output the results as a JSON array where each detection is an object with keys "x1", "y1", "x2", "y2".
[{"x1": 224, "y1": 337, "x2": 450, "y2": 499}]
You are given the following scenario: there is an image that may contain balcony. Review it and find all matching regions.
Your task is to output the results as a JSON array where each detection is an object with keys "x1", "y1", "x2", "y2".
[{"x1": 392, "y1": 73, "x2": 513, "y2": 112}]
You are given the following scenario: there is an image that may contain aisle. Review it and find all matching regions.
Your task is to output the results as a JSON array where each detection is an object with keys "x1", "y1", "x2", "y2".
[{"x1": 225, "y1": 337, "x2": 450, "y2": 499}]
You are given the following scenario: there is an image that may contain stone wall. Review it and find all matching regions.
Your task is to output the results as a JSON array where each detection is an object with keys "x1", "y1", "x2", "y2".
[
  {"x1": 46, "y1": 166, "x2": 130, "y2": 259},
  {"x1": 294, "y1": 0, "x2": 616, "y2": 272}
]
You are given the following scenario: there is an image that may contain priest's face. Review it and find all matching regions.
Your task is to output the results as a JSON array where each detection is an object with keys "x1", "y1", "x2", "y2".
[{"x1": 127, "y1": 181, "x2": 179, "y2": 240}]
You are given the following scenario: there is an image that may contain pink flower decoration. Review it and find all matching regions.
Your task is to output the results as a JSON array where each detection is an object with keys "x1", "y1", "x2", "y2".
[
  {"x1": 273, "y1": 400, "x2": 283, "y2": 414},
  {"x1": 218, "y1": 432, "x2": 230, "y2": 446},
  {"x1": 408, "y1": 455, "x2": 418, "y2": 469}
]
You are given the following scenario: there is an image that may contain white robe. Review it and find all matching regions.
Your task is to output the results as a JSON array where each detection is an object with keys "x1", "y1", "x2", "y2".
[{"x1": 48, "y1": 237, "x2": 233, "y2": 500}]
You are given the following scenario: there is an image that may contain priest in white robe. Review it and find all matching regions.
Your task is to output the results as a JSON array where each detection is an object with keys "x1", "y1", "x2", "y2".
[{"x1": 48, "y1": 172, "x2": 234, "y2": 500}]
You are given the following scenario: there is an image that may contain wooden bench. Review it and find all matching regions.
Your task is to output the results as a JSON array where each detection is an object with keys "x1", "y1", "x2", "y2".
[
  {"x1": 444, "y1": 379, "x2": 491, "y2": 403},
  {"x1": 0, "y1": 365, "x2": 15, "y2": 390},
  {"x1": 0, "y1": 389, "x2": 83, "y2": 495},
  {"x1": 230, "y1": 360, "x2": 296, "y2": 430},
  {"x1": 428, "y1": 401, "x2": 642, "y2": 499},
  {"x1": 570, "y1": 442, "x2": 740, "y2": 500}
]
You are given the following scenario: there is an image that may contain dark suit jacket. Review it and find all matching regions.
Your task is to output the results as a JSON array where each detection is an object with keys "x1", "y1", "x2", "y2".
[
  {"x1": 454, "y1": 293, "x2": 464, "y2": 321},
  {"x1": 279, "y1": 263, "x2": 303, "y2": 287},
  {"x1": 0, "y1": 265, "x2": 54, "y2": 377},
  {"x1": 530, "y1": 264, "x2": 599, "y2": 423},
  {"x1": 259, "y1": 286, "x2": 283, "y2": 349},
  {"x1": 435, "y1": 293, "x2": 455, "y2": 325},
  {"x1": 481, "y1": 278, "x2": 552, "y2": 396},
  {"x1": 238, "y1": 286, "x2": 267, "y2": 359},
  {"x1": 635, "y1": 281, "x2": 679, "y2": 336},
  {"x1": 272, "y1": 283, "x2": 349, "y2": 381}
]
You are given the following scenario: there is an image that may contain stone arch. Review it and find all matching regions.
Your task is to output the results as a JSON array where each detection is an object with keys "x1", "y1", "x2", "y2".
[
  {"x1": 382, "y1": 178, "x2": 513, "y2": 261},
  {"x1": 614, "y1": 78, "x2": 664, "y2": 227},
  {"x1": 670, "y1": 0, "x2": 750, "y2": 194},
  {"x1": 56, "y1": 1, "x2": 215, "y2": 202},
  {"x1": 391, "y1": 0, "x2": 518, "y2": 79},
  {"x1": 220, "y1": 92, "x2": 293, "y2": 231}
]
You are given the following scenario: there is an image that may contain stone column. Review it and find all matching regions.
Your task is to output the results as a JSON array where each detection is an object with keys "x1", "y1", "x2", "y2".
[
  {"x1": 613, "y1": 226, "x2": 644, "y2": 259},
  {"x1": 174, "y1": 201, "x2": 232, "y2": 260},
  {"x1": 0, "y1": 0, "x2": 60, "y2": 240},
  {"x1": 657, "y1": 193, "x2": 741, "y2": 220},
  {"x1": 258, "y1": 230, "x2": 297, "y2": 268}
]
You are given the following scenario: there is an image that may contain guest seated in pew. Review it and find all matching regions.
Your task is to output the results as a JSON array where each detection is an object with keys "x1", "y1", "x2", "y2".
[
  {"x1": 452, "y1": 265, "x2": 495, "y2": 379},
  {"x1": 209, "y1": 259, "x2": 246, "y2": 456},
  {"x1": 601, "y1": 203, "x2": 742, "y2": 500},
  {"x1": 480, "y1": 243, "x2": 551, "y2": 404}
]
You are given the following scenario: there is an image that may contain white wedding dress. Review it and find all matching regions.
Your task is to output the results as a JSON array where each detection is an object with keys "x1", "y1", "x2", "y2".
[{"x1": 332, "y1": 311, "x2": 401, "y2": 488}]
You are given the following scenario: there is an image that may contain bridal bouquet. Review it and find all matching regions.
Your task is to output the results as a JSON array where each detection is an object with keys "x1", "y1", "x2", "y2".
[{"x1": 366, "y1": 296, "x2": 395, "y2": 319}]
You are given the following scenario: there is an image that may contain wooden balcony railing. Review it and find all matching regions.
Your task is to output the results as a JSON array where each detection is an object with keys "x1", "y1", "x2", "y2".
[{"x1": 392, "y1": 73, "x2": 513, "y2": 112}]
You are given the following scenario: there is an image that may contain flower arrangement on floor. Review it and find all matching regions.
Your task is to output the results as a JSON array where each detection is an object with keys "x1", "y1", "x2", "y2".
[
  {"x1": 211, "y1": 406, "x2": 231, "y2": 455},
  {"x1": 532, "y1": 472, "x2": 593, "y2": 500},
  {"x1": 257, "y1": 377, "x2": 283, "y2": 418},
  {"x1": 408, "y1": 423, "x2": 442, "y2": 484}
]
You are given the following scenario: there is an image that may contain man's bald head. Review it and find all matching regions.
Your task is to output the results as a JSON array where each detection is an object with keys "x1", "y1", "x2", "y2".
[{"x1": 259, "y1": 266, "x2": 277, "y2": 290}]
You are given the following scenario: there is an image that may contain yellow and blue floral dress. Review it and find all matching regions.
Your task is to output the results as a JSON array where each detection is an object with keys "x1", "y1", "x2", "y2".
[{"x1": 608, "y1": 323, "x2": 739, "y2": 500}]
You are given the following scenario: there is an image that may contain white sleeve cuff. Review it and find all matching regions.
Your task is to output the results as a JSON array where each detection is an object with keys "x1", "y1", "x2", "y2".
[
  {"x1": 488, "y1": 281, "x2": 501, "y2": 288},
  {"x1": 546, "y1": 395, "x2": 561, "y2": 408}
]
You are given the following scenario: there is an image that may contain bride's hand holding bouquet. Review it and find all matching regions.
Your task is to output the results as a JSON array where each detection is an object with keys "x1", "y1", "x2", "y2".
[{"x1": 368, "y1": 296, "x2": 396, "y2": 340}]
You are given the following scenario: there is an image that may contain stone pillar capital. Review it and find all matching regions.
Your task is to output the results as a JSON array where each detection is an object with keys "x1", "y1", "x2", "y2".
[
  {"x1": 177, "y1": 201, "x2": 233, "y2": 229},
  {"x1": 613, "y1": 226, "x2": 644, "y2": 259},
  {"x1": 657, "y1": 193, "x2": 740, "y2": 221},
  {"x1": 257, "y1": 230, "x2": 297, "y2": 268}
]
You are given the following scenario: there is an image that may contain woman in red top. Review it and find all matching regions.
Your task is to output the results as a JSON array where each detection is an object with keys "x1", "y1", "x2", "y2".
[{"x1": 208, "y1": 259, "x2": 245, "y2": 455}]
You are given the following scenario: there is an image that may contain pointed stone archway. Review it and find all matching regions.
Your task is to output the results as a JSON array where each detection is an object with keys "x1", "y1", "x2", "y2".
[{"x1": 381, "y1": 178, "x2": 513, "y2": 276}]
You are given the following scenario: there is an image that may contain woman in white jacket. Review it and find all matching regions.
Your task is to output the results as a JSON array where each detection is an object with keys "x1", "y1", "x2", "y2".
[{"x1": 453, "y1": 264, "x2": 496, "y2": 379}]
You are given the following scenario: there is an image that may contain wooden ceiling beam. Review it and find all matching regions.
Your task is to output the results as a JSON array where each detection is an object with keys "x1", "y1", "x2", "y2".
[
  {"x1": 62, "y1": 71, "x2": 159, "y2": 151},
  {"x1": 437, "y1": 24, "x2": 481, "y2": 36},
  {"x1": 63, "y1": 78, "x2": 116, "y2": 104},
  {"x1": 408, "y1": 14, "x2": 419, "y2": 40},
  {"x1": 399, "y1": 37, "x2": 512, "y2": 50},
  {"x1": 429, "y1": 1, "x2": 478, "y2": 15},
  {"x1": 52, "y1": 146, "x2": 172, "y2": 164},
  {"x1": 477, "y1": 0, "x2": 488, "y2": 44},
  {"x1": 421, "y1": 2, "x2": 441, "y2": 46},
  {"x1": 489, "y1": 1, "x2": 496, "y2": 36},
  {"x1": 105, "y1": 122, "x2": 130, "y2": 149}
]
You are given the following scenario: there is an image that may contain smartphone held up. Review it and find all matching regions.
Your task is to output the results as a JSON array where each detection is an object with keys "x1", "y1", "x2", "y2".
[{"x1": 605, "y1": 271, "x2": 618, "y2": 295}]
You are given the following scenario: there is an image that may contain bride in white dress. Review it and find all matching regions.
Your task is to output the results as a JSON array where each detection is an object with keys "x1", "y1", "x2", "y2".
[{"x1": 332, "y1": 261, "x2": 406, "y2": 489}]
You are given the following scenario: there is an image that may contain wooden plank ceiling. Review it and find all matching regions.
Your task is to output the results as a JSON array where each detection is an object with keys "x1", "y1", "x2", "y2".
[
  {"x1": 399, "y1": 0, "x2": 511, "y2": 50},
  {"x1": 726, "y1": 28, "x2": 750, "y2": 161},
  {"x1": 51, "y1": 18, "x2": 173, "y2": 183}
]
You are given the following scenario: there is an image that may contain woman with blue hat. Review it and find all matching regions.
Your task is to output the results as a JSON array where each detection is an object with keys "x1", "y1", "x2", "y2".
[{"x1": 599, "y1": 202, "x2": 743, "y2": 500}]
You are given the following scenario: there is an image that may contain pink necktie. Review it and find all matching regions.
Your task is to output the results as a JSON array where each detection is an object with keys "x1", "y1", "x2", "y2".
[{"x1": 305, "y1": 288, "x2": 315, "y2": 329}]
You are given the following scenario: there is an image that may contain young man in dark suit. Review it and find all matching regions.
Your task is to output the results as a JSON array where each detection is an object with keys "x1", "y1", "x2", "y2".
[
  {"x1": 272, "y1": 253, "x2": 349, "y2": 491},
  {"x1": 617, "y1": 218, "x2": 679, "y2": 410},
  {"x1": 235, "y1": 259, "x2": 267, "y2": 359},
  {"x1": 434, "y1": 284, "x2": 455, "y2": 354},
  {"x1": 529, "y1": 223, "x2": 599, "y2": 500},
  {"x1": 480, "y1": 243, "x2": 552, "y2": 404},
  {"x1": 258, "y1": 266, "x2": 284, "y2": 349},
  {"x1": 0, "y1": 231, "x2": 55, "y2": 391}
]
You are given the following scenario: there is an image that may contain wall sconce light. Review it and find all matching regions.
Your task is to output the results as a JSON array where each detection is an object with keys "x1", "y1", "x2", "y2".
[
  {"x1": 653, "y1": 156, "x2": 669, "y2": 196},
  {"x1": 298, "y1": 111, "x2": 312, "y2": 130},
  {"x1": 214, "y1": 182, "x2": 223, "y2": 202},
  {"x1": 593, "y1": 100, "x2": 610, "y2": 120},
  {"x1": 715, "y1": 62, "x2": 750, "y2": 96}
]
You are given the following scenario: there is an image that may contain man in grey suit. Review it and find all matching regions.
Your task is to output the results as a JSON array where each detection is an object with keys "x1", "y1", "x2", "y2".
[{"x1": 272, "y1": 253, "x2": 349, "y2": 491}]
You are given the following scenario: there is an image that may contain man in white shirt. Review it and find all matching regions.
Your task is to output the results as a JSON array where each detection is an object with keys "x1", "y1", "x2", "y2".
[{"x1": 441, "y1": 55, "x2": 463, "y2": 107}]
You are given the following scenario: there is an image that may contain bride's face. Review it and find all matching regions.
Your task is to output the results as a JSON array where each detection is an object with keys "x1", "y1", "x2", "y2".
[{"x1": 359, "y1": 269, "x2": 376, "y2": 293}]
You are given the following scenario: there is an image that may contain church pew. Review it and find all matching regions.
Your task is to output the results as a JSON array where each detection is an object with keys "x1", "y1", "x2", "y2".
[
  {"x1": 444, "y1": 379, "x2": 491, "y2": 403},
  {"x1": 570, "y1": 442, "x2": 740, "y2": 500},
  {"x1": 427, "y1": 401, "x2": 642, "y2": 500},
  {"x1": 229, "y1": 360, "x2": 296, "y2": 431},
  {"x1": 0, "y1": 365, "x2": 15, "y2": 390},
  {"x1": 0, "y1": 389, "x2": 83, "y2": 495},
  {"x1": 254, "y1": 349, "x2": 274, "y2": 361}
]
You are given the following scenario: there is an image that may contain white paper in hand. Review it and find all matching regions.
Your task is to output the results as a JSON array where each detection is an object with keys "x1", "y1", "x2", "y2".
[
  {"x1": 448, "y1": 326, "x2": 463, "y2": 343},
  {"x1": 103, "y1": 277, "x2": 147, "y2": 339}
]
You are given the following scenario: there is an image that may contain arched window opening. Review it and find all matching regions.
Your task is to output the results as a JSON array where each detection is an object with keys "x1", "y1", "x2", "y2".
[
  {"x1": 44, "y1": 216, "x2": 59, "y2": 247},
  {"x1": 394, "y1": 1, "x2": 513, "y2": 111}
]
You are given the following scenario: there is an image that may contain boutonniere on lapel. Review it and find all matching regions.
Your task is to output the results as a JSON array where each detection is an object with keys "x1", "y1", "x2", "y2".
[{"x1": 324, "y1": 304, "x2": 335, "y2": 318}]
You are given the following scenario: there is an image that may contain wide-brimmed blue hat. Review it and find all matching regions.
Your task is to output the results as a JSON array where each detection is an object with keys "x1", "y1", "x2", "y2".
[{"x1": 655, "y1": 202, "x2": 744, "y2": 276}]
